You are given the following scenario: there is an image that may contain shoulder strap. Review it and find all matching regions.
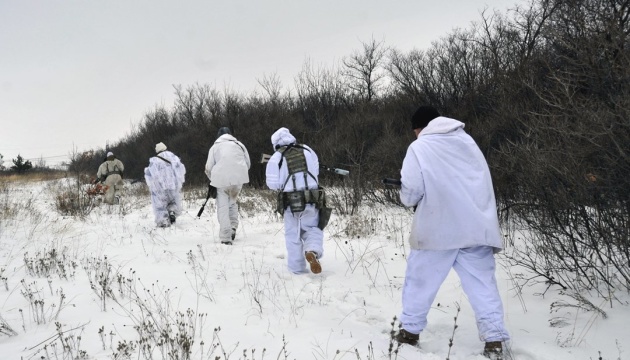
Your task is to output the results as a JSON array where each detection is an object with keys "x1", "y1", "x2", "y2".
[
  {"x1": 156, "y1": 155, "x2": 171, "y2": 164},
  {"x1": 104, "y1": 161, "x2": 123, "y2": 177},
  {"x1": 278, "y1": 145, "x2": 318, "y2": 191},
  {"x1": 229, "y1": 140, "x2": 247, "y2": 156}
]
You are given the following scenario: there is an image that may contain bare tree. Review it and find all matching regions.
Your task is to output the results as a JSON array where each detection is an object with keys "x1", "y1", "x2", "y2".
[
  {"x1": 294, "y1": 58, "x2": 347, "y2": 130},
  {"x1": 494, "y1": 0, "x2": 630, "y2": 298},
  {"x1": 257, "y1": 72, "x2": 283, "y2": 102},
  {"x1": 342, "y1": 38, "x2": 388, "y2": 102}
]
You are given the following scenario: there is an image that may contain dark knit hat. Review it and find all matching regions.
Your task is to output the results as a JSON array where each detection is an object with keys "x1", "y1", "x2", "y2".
[
  {"x1": 411, "y1": 105, "x2": 440, "y2": 130},
  {"x1": 217, "y1": 127, "x2": 231, "y2": 138}
]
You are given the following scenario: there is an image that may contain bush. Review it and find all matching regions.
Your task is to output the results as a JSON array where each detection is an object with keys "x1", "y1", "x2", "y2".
[{"x1": 11, "y1": 155, "x2": 33, "y2": 173}]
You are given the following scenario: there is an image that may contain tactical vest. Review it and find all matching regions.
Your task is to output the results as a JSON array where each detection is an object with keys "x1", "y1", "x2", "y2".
[
  {"x1": 278, "y1": 144, "x2": 316, "y2": 191},
  {"x1": 274, "y1": 144, "x2": 332, "y2": 229},
  {"x1": 101, "y1": 161, "x2": 123, "y2": 182}
]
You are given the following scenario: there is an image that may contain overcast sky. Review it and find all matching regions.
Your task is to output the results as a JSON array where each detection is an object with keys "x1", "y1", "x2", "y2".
[{"x1": 0, "y1": 0, "x2": 516, "y2": 168}]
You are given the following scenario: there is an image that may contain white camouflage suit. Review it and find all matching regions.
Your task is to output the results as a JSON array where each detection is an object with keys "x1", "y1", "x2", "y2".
[
  {"x1": 265, "y1": 127, "x2": 323, "y2": 274},
  {"x1": 144, "y1": 148, "x2": 186, "y2": 227},
  {"x1": 399, "y1": 116, "x2": 510, "y2": 342},
  {"x1": 205, "y1": 133, "x2": 250, "y2": 243},
  {"x1": 96, "y1": 155, "x2": 124, "y2": 205}
]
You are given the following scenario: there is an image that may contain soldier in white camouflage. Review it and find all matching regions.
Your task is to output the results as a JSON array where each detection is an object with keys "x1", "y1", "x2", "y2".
[
  {"x1": 265, "y1": 127, "x2": 325, "y2": 274},
  {"x1": 96, "y1": 151, "x2": 125, "y2": 205}
]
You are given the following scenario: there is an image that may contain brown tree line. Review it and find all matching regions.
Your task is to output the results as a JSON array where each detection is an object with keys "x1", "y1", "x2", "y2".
[{"x1": 71, "y1": 0, "x2": 630, "y2": 294}]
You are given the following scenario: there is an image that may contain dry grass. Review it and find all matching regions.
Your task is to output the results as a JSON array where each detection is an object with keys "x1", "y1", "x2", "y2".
[
  {"x1": 239, "y1": 187, "x2": 277, "y2": 217},
  {"x1": 0, "y1": 170, "x2": 69, "y2": 183}
]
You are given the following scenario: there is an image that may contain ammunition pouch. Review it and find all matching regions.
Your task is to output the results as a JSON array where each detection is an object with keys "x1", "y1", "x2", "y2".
[
  {"x1": 287, "y1": 191, "x2": 306, "y2": 213},
  {"x1": 276, "y1": 191, "x2": 307, "y2": 215},
  {"x1": 276, "y1": 192, "x2": 286, "y2": 216},
  {"x1": 276, "y1": 187, "x2": 332, "y2": 230},
  {"x1": 209, "y1": 185, "x2": 217, "y2": 199},
  {"x1": 313, "y1": 187, "x2": 332, "y2": 230}
]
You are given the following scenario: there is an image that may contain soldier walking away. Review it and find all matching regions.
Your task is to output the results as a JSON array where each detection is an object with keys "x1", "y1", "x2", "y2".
[
  {"x1": 96, "y1": 151, "x2": 125, "y2": 205},
  {"x1": 144, "y1": 142, "x2": 186, "y2": 228},
  {"x1": 394, "y1": 106, "x2": 510, "y2": 359},
  {"x1": 265, "y1": 127, "x2": 326, "y2": 274},
  {"x1": 205, "y1": 127, "x2": 250, "y2": 245}
]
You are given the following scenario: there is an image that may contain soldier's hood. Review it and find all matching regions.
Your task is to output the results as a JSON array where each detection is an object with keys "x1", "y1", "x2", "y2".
[
  {"x1": 215, "y1": 134, "x2": 238, "y2": 143},
  {"x1": 271, "y1": 127, "x2": 296, "y2": 149},
  {"x1": 420, "y1": 117, "x2": 465, "y2": 136}
]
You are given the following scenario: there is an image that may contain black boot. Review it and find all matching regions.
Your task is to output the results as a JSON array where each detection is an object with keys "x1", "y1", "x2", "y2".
[
  {"x1": 483, "y1": 341, "x2": 503, "y2": 359},
  {"x1": 169, "y1": 211, "x2": 176, "y2": 224},
  {"x1": 395, "y1": 329, "x2": 419, "y2": 346}
]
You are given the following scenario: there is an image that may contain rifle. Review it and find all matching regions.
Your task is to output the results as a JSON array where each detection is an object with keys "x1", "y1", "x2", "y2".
[
  {"x1": 320, "y1": 164, "x2": 350, "y2": 176},
  {"x1": 382, "y1": 178, "x2": 402, "y2": 186},
  {"x1": 382, "y1": 178, "x2": 419, "y2": 211},
  {"x1": 197, "y1": 183, "x2": 217, "y2": 218},
  {"x1": 260, "y1": 153, "x2": 350, "y2": 176}
]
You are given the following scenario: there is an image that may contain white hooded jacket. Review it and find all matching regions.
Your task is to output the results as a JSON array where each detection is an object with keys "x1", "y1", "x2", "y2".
[
  {"x1": 205, "y1": 134, "x2": 251, "y2": 188},
  {"x1": 400, "y1": 117, "x2": 503, "y2": 251},
  {"x1": 144, "y1": 150, "x2": 186, "y2": 192},
  {"x1": 265, "y1": 127, "x2": 319, "y2": 192}
]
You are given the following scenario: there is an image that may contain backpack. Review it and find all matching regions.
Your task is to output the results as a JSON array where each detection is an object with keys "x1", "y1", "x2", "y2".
[{"x1": 274, "y1": 144, "x2": 332, "y2": 229}]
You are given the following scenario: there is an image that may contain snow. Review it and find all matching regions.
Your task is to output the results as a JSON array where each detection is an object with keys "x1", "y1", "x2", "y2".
[{"x1": 0, "y1": 179, "x2": 628, "y2": 359}]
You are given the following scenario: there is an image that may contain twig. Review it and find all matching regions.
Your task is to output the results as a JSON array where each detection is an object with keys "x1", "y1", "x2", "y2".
[{"x1": 27, "y1": 321, "x2": 90, "y2": 350}]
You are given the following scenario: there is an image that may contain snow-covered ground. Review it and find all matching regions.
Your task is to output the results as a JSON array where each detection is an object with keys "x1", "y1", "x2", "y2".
[{"x1": 0, "y1": 179, "x2": 628, "y2": 359}]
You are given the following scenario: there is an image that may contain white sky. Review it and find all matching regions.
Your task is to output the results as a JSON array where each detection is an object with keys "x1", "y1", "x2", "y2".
[{"x1": 0, "y1": 0, "x2": 516, "y2": 167}]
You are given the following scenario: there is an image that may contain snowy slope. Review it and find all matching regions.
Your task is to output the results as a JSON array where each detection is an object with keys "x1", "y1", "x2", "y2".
[{"x1": 0, "y1": 179, "x2": 627, "y2": 359}]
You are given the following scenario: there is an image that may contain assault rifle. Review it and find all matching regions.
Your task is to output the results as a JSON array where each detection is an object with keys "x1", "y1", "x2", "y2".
[
  {"x1": 382, "y1": 178, "x2": 419, "y2": 211},
  {"x1": 197, "y1": 183, "x2": 217, "y2": 218},
  {"x1": 260, "y1": 153, "x2": 350, "y2": 176},
  {"x1": 382, "y1": 178, "x2": 402, "y2": 186}
]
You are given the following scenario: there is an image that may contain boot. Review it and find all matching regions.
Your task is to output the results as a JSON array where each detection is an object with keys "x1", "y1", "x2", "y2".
[
  {"x1": 483, "y1": 341, "x2": 503, "y2": 360},
  {"x1": 231, "y1": 227, "x2": 236, "y2": 241},
  {"x1": 395, "y1": 329, "x2": 419, "y2": 346},
  {"x1": 169, "y1": 211, "x2": 176, "y2": 224},
  {"x1": 305, "y1": 251, "x2": 321, "y2": 274}
]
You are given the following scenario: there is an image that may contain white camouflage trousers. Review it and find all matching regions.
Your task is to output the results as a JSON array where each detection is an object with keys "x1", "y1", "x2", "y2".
[
  {"x1": 283, "y1": 204, "x2": 323, "y2": 274},
  {"x1": 400, "y1": 246, "x2": 510, "y2": 342},
  {"x1": 103, "y1": 174, "x2": 123, "y2": 205},
  {"x1": 216, "y1": 185, "x2": 242, "y2": 242},
  {"x1": 150, "y1": 189, "x2": 182, "y2": 226}
]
